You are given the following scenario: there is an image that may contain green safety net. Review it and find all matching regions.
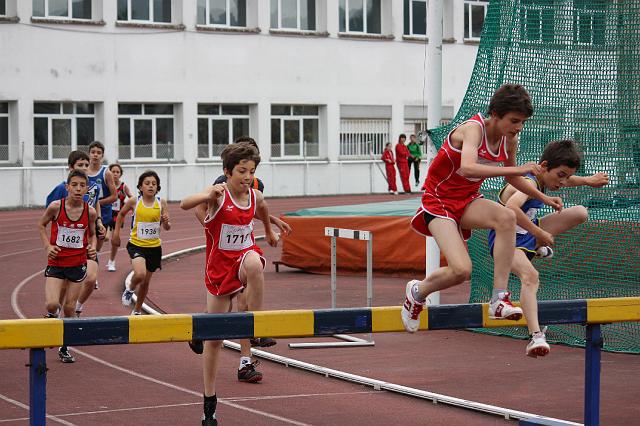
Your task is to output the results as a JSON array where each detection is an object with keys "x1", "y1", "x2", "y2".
[{"x1": 428, "y1": 0, "x2": 640, "y2": 353}]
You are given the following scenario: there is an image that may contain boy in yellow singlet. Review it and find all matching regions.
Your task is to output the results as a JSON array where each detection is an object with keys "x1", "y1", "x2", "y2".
[{"x1": 111, "y1": 170, "x2": 171, "y2": 315}]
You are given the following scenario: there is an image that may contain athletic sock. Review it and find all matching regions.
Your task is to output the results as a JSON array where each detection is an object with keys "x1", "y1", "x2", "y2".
[
  {"x1": 203, "y1": 394, "x2": 217, "y2": 419},
  {"x1": 239, "y1": 356, "x2": 251, "y2": 369},
  {"x1": 491, "y1": 289, "x2": 507, "y2": 304},
  {"x1": 411, "y1": 282, "x2": 426, "y2": 303}
]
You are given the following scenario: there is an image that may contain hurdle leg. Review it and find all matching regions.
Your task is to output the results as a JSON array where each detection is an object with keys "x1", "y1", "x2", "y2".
[
  {"x1": 331, "y1": 236, "x2": 337, "y2": 309},
  {"x1": 29, "y1": 348, "x2": 47, "y2": 426},
  {"x1": 584, "y1": 324, "x2": 602, "y2": 426}
]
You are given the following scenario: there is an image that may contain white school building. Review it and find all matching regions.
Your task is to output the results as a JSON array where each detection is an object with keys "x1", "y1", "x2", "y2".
[{"x1": 0, "y1": 0, "x2": 488, "y2": 208}]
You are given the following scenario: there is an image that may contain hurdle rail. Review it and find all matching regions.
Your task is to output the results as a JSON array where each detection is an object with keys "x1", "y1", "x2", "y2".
[{"x1": 1, "y1": 297, "x2": 639, "y2": 426}]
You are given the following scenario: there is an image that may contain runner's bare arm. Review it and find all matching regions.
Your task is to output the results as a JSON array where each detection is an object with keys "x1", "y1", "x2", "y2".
[
  {"x1": 38, "y1": 202, "x2": 61, "y2": 259},
  {"x1": 161, "y1": 198, "x2": 171, "y2": 231},
  {"x1": 111, "y1": 197, "x2": 136, "y2": 247},
  {"x1": 100, "y1": 169, "x2": 118, "y2": 204}
]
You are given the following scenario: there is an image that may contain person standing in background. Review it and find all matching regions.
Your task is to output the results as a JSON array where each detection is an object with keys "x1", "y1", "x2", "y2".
[
  {"x1": 395, "y1": 134, "x2": 412, "y2": 193},
  {"x1": 407, "y1": 134, "x2": 423, "y2": 187}
]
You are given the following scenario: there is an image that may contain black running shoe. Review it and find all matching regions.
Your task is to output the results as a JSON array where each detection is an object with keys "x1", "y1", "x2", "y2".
[
  {"x1": 202, "y1": 415, "x2": 217, "y2": 426},
  {"x1": 250, "y1": 337, "x2": 277, "y2": 348},
  {"x1": 58, "y1": 346, "x2": 75, "y2": 363},
  {"x1": 189, "y1": 339, "x2": 204, "y2": 355},
  {"x1": 238, "y1": 360, "x2": 263, "y2": 383}
]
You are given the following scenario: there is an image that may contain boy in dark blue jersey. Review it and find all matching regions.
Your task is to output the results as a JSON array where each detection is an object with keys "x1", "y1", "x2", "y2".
[{"x1": 488, "y1": 139, "x2": 608, "y2": 357}]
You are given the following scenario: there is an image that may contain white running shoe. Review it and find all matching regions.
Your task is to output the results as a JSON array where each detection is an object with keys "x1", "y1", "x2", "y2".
[
  {"x1": 107, "y1": 260, "x2": 116, "y2": 272},
  {"x1": 121, "y1": 289, "x2": 134, "y2": 307},
  {"x1": 526, "y1": 327, "x2": 550, "y2": 358},
  {"x1": 401, "y1": 280, "x2": 426, "y2": 333},
  {"x1": 131, "y1": 310, "x2": 142, "y2": 316},
  {"x1": 488, "y1": 291, "x2": 523, "y2": 320},
  {"x1": 536, "y1": 246, "x2": 554, "y2": 258}
]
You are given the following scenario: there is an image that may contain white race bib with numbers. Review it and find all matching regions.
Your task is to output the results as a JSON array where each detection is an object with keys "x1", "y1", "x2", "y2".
[
  {"x1": 112, "y1": 199, "x2": 121, "y2": 211},
  {"x1": 137, "y1": 221, "x2": 160, "y2": 240},
  {"x1": 56, "y1": 226, "x2": 85, "y2": 249},
  {"x1": 219, "y1": 223, "x2": 253, "y2": 251}
]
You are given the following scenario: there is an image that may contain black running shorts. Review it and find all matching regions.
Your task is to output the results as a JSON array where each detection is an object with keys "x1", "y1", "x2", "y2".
[
  {"x1": 126, "y1": 242, "x2": 162, "y2": 272},
  {"x1": 45, "y1": 264, "x2": 87, "y2": 283}
]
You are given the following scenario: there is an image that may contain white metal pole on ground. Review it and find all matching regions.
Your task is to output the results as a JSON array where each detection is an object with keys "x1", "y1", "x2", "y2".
[{"x1": 426, "y1": 0, "x2": 443, "y2": 305}]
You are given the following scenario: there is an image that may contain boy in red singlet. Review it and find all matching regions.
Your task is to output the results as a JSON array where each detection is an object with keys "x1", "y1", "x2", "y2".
[
  {"x1": 180, "y1": 143, "x2": 278, "y2": 426},
  {"x1": 38, "y1": 170, "x2": 97, "y2": 363},
  {"x1": 401, "y1": 84, "x2": 564, "y2": 333}
]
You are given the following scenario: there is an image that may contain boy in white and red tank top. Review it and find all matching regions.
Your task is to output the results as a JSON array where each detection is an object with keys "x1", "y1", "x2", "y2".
[
  {"x1": 401, "y1": 84, "x2": 564, "y2": 334},
  {"x1": 38, "y1": 170, "x2": 97, "y2": 363},
  {"x1": 180, "y1": 143, "x2": 278, "y2": 426}
]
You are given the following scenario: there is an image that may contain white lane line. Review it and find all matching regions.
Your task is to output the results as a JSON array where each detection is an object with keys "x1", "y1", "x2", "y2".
[
  {"x1": 0, "y1": 234, "x2": 204, "y2": 260},
  {"x1": 0, "y1": 391, "x2": 380, "y2": 422},
  {"x1": 0, "y1": 393, "x2": 76, "y2": 425},
  {"x1": 10, "y1": 257, "x2": 308, "y2": 425}
]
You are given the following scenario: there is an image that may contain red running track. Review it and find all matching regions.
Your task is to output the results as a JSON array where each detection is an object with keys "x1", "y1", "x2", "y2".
[{"x1": 1, "y1": 194, "x2": 639, "y2": 425}]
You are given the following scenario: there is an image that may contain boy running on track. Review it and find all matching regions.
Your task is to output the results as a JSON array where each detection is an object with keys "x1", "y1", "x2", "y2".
[
  {"x1": 112, "y1": 170, "x2": 171, "y2": 315},
  {"x1": 180, "y1": 143, "x2": 278, "y2": 426},
  {"x1": 46, "y1": 150, "x2": 105, "y2": 317},
  {"x1": 106, "y1": 163, "x2": 133, "y2": 272},
  {"x1": 488, "y1": 139, "x2": 608, "y2": 357},
  {"x1": 38, "y1": 170, "x2": 97, "y2": 363},
  {"x1": 189, "y1": 137, "x2": 290, "y2": 356},
  {"x1": 401, "y1": 84, "x2": 564, "y2": 333}
]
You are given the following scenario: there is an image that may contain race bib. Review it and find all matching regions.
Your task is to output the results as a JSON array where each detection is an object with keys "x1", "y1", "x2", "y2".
[
  {"x1": 137, "y1": 221, "x2": 160, "y2": 240},
  {"x1": 112, "y1": 199, "x2": 121, "y2": 211},
  {"x1": 56, "y1": 226, "x2": 85, "y2": 249},
  {"x1": 219, "y1": 223, "x2": 253, "y2": 251}
]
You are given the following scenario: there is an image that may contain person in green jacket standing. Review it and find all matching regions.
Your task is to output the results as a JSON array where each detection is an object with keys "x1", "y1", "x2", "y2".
[{"x1": 407, "y1": 134, "x2": 423, "y2": 187}]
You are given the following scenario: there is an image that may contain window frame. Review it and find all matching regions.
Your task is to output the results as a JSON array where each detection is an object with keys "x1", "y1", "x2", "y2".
[
  {"x1": 271, "y1": 105, "x2": 320, "y2": 159},
  {"x1": 118, "y1": 0, "x2": 172, "y2": 24},
  {"x1": 573, "y1": 2, "x2": 606, "y2": 46},
  {"x1": 519, "y1": 0, "x2": 555, "y2": 44},
  {"x1": 197, "y1": 104, "x2": 250, "y2": 158},
  {"x1": 118, "y1": 103, "x2": 175, "y2": 160},
  {"x1": 271, "y1": 0, "x2": 316, "y2": 31},
  {"x1": 33, "y1": 0, "x2": 92, "y2": 20},
  {"x1": 339, "y1": 118, "x2": 390, "y2": 159},
  {"x1": 404, "y1": 0, "x2": 427, "y2": 37},
  {"x1": 199, "y1": 0, "x2": 246, "y2": 28},
  {"x1": 463, "y1": 0, "x2": 488, "y2": 41},
  {"x1": 340, "y1": 0, "x2": 381, "y2": 35},
  {"x1": 33, "y1": 102, "x2": 96, "y2": 162},
  {"x1": 0, "y1": 102, "x2": 8, "y2": 162},
  {"x1": 0, "y1": 0, "x2": 6, "y2": 17}
]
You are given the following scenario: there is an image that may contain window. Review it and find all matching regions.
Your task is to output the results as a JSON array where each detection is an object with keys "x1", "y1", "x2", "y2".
[
  {"x1": 118, "y1": 104, "x2": 174, "y2": 160},
  {"x1": 339, "y1": 0, "x2": 380, "y2": 34},
  {"x1": 270, "y1": 0, "x2": 315, "y2": 31},
  {"x1": 117, "y1": 0, "x2": 171, "y2": 23},
  {"x1": 573, "y1": 0, "x2": 606, "y2": 46},
  {"x1": 339, "y1": 119, "x2": 389, "y2": 158},
  {"x1": 404, "y1": 0, "x2": 426, "y2": 36},
  {"x1": 271, "y1": 105, "x2": 319, "y2": 158},
  {"x1": 0, "y1": 0, "x2": 6, "y2": 16},
  {"x1": 197, "y1": 104, "x2": 250, "y2": 158},
  {"x1": 463, "y1": 0, "x2": 488, "y2": 40},
  {"x1": 0, "y1": 103, "x2": 8, "y2": 161},
  {"x1": 519, "y1": 0, "x2": 555, "y2": 43},
  {"x1": 33, "y1": 102, "x2": 95, "y2": 161},
  {"x1": 196, "y1": 0, "x2": 246, "y2": 27},
  {"x1": 32, "y1": 0, "x2": 92, "y2": 20}
]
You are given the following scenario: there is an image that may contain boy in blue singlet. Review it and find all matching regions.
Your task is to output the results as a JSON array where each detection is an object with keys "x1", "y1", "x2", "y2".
[{"x1": 488, "y1": 139, "x2": 608, "y2": 357}]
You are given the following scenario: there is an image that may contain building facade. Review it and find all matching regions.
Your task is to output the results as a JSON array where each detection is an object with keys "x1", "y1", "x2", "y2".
[{"x1": 0, "y1": 0, "x2": 487, "y2": 207}]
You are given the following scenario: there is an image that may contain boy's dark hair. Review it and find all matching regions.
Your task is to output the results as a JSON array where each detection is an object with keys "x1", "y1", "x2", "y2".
[
  {"x1": 221, "y1": 143, "x2": 261, "y2": 174},
  {"x1": 67, "y1": 150, "x2": 90, "y2": 168},
  {"x1": 137, "y1": 170, "x2": 161, "y2": 194},
  {"x1": 109, "y1": 163, "x2": 123, "y2": 175},
  {"x1": 398, "y1": 134, "x2": 406, "y2": 141},
  {"x1": 233, "y1": 136, "x2": 259, "y2": 153},
  {"x1": 67, "y1": 169, "x2": 88, "y2": 184},
  {"x1": 540, "y1": 139, "x2": 582, "y2": 170},
  {"x1": 88, "y1": 141, "x2": 105, "y2": 154},
  {"x1": 488, "y1": 84, "x2": 534, "y2": 118}
]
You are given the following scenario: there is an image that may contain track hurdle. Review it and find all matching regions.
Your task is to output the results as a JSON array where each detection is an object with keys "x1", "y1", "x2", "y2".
[
  {"x1": 2, "y1": 297, "x2": 640, "y2": 426},
  {"x1": 289, "y1": 226, "x2": 374, "y2": 349}
]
